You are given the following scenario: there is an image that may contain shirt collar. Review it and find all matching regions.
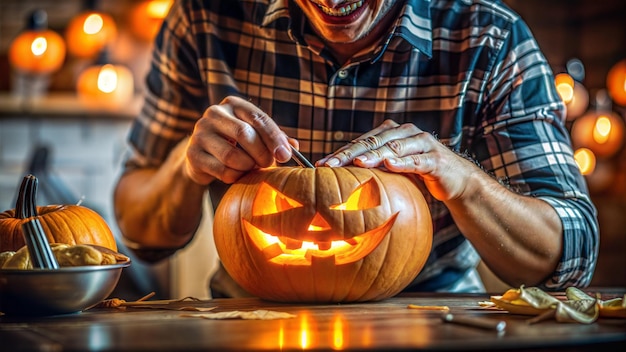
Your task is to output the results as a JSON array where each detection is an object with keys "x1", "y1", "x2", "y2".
[
  {"x1": 261, "y1": 0, "x2": 291, "y2": 27},
  {"x1": 261, "y1": 0, "x2": 433, "y2": 58},
  {"x1": 394, "y1": 0, "x2": 433, "y2": 58}
]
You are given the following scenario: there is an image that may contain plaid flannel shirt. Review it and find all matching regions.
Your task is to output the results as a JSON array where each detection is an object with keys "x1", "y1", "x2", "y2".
[{"x1": 125, "y1": 0, "x2": 599, "y2": 291}]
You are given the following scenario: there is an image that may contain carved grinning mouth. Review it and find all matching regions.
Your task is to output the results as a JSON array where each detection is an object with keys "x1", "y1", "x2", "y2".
[{"x1": 243, "y1": 213, "x2": 397, "y2": 266}]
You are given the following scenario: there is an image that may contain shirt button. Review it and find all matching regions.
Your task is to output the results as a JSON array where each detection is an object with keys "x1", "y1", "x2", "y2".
[
  {"x1": 337, "y1": 70, "x2": 348, "y2": 79},
  {"x1": 333, "y1": 131, "x2": 344, "y2": 140}
]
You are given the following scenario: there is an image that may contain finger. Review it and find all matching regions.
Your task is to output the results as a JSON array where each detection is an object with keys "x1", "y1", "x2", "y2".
[
  {"x1": 226, "y1": 97, "x2": 292, "y2": 164},
  {"x1": 353, "y1": 144, "x2": 400, "y2": 168},
  {"x1": 384, "y1": 155, "x2": 435, "y2": 174},
  {"x1": 185, "y1": 140, "x2": 247, "y2": 185},
  {"x1": 288, "y1": 137, "x2": 299, "y2": 150},
  {"x1": 323, "y1": 121, "x2": 420, "y2": 167},
  {"x1": 196, "y1": 107, "x2": 261, "y2": 169},
  {"x1": 317, "y1": 120, "x2": 402, "y2": 166},
  {"x1": 380, "y1": 130, "x2": 444, "y2": 173}
]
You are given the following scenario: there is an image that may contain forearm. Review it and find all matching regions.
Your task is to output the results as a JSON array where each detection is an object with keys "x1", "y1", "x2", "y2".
[
  {"x1": 114, "y1": 139, "x2": 208, "y2": 249},
  {"x1": 445, "y1": 169, "x2": 563, "y2": 287}
]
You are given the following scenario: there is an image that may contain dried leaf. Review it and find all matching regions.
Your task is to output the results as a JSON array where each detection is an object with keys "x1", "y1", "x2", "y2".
[
  {"x1": 491, "y1": 286, "x2": 600, "y2": 324},
  {"x1": 181, "y1": 309, "x2": 296, "y2": 320},
  {"x1": 407, "y1": 304, "x2": 449, "y2": 311},
  {"x1": 555, "y1": 298, "x2": 598, "y2": 324},
  {"x1": 565, "y1": 287, "x2": 626, "y2": 318}
]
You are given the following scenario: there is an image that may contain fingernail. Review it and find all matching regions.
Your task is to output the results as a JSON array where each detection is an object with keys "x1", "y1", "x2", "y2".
[
  {"x1": 355, "y1": 155, "x2": 368, "y2": 163},
  {"x1": 326, "y1": 158, "x2": 340, "y2": 167},
  {"x1": 387, "y1": 158, "x2": 398, "y2": 165},
  {"x1": 274, "y1": 145, "x2": 290, "y2": 163}
]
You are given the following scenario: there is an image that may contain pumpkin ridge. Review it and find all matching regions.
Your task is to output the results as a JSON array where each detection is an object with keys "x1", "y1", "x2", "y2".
[
  {"x1": 403, "y1": 176, "x2": 432, "y2": 281},
  {"x1": 239, "y1": 172, "x2": 274, "y2": 298},
  {"x1": 350, "y1": 168, "x2": 392, "y2": 301},
  {"x1": 80, "y1": 206, "x2": 116, "y2": 249},
  {"x1": 280, "y1": 168, "x2": 300, "y2": 246},
  {"x1": 288, "y1": 168, "x2": 320, "y2": 302},
  {"x1": 280, "y1": 262, "x2": 303, "y2": 302},
  {"x1": 359, "y1": 173, "x2": 404, "y2": 299},
  {"x1": 323, "y1": 167, "x2": 348, "y2": 302},
  {"x1": 245, "y1": 168, "x2": 300, "y2": 301},
  {"x1": 309, "y1": 168, "x2": 331, "y2": 302},
  {"x1": 391, "y1": 177, "x2": 429, "y2": 295},
  {"x1": 52, "y1": 207, "x2": 82, "y2": 245},
  {"x1": 372, "y1": 170, "x2": 406, "y2": 300},
  {"x1": 344, "y1": 167, "x2": 370, "y2": 241},
  {"x1": 273, "y1": 168, "x2": 306, "y2": 302},
  {"x1": 372, "y1": 172, "x2": 432, "y2": 300},
  {"x1": 331, "y1": 167, "x2": 370, "y2": 302}
]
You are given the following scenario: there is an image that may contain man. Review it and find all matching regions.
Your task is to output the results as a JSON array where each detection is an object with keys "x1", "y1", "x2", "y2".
[{"x1": 114, "y1": 0, "x2": 598, "y2": 296}]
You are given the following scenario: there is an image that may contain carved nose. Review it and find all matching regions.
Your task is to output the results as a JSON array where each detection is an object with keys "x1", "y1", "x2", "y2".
[{"x1": 307, "y1": 212, "x2": 331, "y2": 232}]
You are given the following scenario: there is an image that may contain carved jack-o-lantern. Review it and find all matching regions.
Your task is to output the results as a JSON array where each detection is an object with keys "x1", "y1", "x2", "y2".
[{"x1": 213, "y1": 167, "x2": 433, "y2": 303}]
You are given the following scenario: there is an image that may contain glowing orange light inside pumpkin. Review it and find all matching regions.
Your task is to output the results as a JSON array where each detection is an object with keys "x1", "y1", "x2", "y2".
[
  {"x1": 607, "y1": 59, "x2": 626, "y2": 106},
  {"x1": 130, "y1": 0, "x2": 173, "y2": 42},
  {"x1": 555, "y1": 73, "x2": 575, "y2": 103},
  {"x1": 77, "y1": 62, "x2": 134, "y2": 108},
  {"x1": 245, "y1": 222, "x2": 361, "y2": 263},
  {"x1": 571, "y1": 111, "x2": 625, "y2": 158},
  {"x1": 592, "y1": 116, "x2": 612, "y2": 144},
  {"x1": 245, "y1": 178, "x2": 395, "y2": 266},
  {"x1": 331, "y1": 188, "x2": 363, "y2": 210},
  {"x1": 30, "y1": 37, "x2": 47, "y2": 56},
  {"x1": 565, "y1": 82, "x2": 589, "y2": 121},
  {"x1": 147, "y1": 0, "x2": 172, "y2": 17},
  {"x1": 574, "y1": 148, "x2": 596, "y2": 175},
  {"x1": 83, "y1": 14, "x2": 104, "y2": 34},
  {"x1": 252, "y1": 183, "x2": 302, "y2": 216},
  {"x1": 329, "y1": 180, "x2": 379, "y2": 210},
  {"x1": 96, "y1": 64, "x2": 118, "y2": 93},
  {"x1": 243, "y1": 179, "x2": 397, "y2": 265}
]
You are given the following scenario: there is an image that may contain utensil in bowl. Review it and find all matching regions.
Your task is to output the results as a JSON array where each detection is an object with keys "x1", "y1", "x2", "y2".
[
  {"x1": 18, "y1": 173, "x2": 59, "y2": 269},
  {"x1": 22, "y1": 218, "x2": 59, "y2": 269}
]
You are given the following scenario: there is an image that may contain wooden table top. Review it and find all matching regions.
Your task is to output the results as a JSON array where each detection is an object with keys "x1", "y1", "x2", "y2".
[{"x1": 1, "y1": 291, "x2": 625, "y2": 351}]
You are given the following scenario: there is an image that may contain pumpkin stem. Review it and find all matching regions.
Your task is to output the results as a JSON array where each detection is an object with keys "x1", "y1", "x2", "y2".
[{"x1": 16, "y1": 174, "x2": 39, "y2": 219}]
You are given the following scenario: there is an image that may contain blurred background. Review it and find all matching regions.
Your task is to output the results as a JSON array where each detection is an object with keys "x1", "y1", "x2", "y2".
[{"x1": 0, "y1": 0, "x2": 624, "y2": 299}]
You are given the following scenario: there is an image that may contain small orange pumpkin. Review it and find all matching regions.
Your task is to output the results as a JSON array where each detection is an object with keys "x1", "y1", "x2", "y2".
[
  {"x1": 571, "y1": 110, "x2": 625, "y2": 158},
  {"x1": 65, "y1": 11, "x2": 117, "y2": 59},
  {"x1": 8, "y1": 10, "x2": 66, "y2": 75},
  {"x1": 607, "y1": 59, "x2": 626, "y2": 106},
  {"x1": 0, "y1": 175, "x2": 117, "y2": 253},
  {"x1": 129, "y1": 0, "x2": 172, "y2": 42},
  {"x1": 77, "y1": 62, "x2": 134, "y2": 109},
  {"x1": 213, "y1": 166, "x2": 433, "y2": 303}
]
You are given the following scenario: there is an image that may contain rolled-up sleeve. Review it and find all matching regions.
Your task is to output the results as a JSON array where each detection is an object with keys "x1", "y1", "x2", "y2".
[{"x1": 476, "y1": 16, "x2": 599, "y2": 289}]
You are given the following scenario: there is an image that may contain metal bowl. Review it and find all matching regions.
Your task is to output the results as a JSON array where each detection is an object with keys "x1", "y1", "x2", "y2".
[{"x1": 0, "y1": 257, "x2": 130, "y2": 316}]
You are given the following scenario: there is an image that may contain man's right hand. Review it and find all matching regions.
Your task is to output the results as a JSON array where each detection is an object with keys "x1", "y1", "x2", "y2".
[{"x1": 185, "y1": 96, "x2": 293, "y2": 185}]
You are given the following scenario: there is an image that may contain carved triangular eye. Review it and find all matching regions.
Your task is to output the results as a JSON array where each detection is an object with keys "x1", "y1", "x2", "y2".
[
  {"x1": 253, "y1": 182, "x2": 303, "y2": 216},
  {"x1": 330, "y1": 178, "x2": 380, "y2": 211}
]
